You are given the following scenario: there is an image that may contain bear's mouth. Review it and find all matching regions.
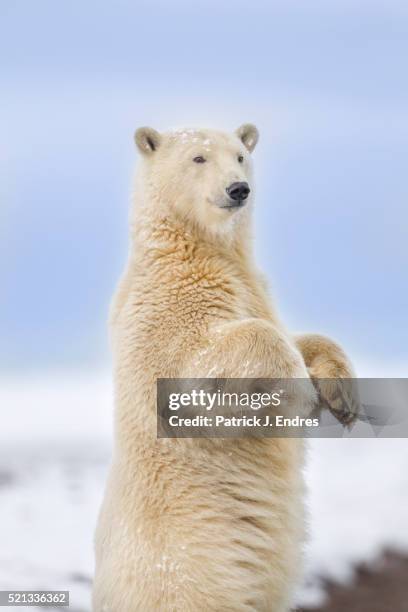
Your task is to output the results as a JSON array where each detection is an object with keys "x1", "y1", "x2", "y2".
[{"x1": 219, "y1": 200, "x2": 247, "y2": 210}]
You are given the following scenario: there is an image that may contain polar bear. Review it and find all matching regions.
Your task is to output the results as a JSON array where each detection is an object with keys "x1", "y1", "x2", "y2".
[{"x1": 93, "y1": 124, "x2": 356, "y2": 612}]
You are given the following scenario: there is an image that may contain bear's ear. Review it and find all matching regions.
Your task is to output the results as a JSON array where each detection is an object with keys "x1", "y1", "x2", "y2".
[
  {"x1": 134, "y1": 127, "x2": 161, "y2": 155},
  {"x1": 235, "y1": 124, "x2": 259, "y2": 153}
]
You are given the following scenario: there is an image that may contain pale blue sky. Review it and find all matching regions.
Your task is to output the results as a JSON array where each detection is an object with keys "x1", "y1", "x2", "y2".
[{"x1": 1, "y1": 0, "x2": 407, "y2": 371}]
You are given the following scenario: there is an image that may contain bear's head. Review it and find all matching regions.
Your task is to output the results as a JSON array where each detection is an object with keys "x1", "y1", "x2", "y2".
[{"x1": 134, "y1": 124, "x2": 259, "y2": 236}]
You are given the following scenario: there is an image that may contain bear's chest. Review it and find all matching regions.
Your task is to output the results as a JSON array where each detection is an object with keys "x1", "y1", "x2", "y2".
[{"x1": 168, "y1": 266, "x2": 271, "y2": 329}]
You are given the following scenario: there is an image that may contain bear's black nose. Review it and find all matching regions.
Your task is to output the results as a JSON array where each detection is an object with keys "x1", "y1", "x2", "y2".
[{"x1": 226, "y1": 182, "x2": 250, "y2": 202}]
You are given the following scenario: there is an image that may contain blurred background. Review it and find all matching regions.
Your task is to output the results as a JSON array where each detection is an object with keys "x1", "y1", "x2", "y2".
[{"x1": 1, "y1": 1, "x2": 407, "y2": 610}]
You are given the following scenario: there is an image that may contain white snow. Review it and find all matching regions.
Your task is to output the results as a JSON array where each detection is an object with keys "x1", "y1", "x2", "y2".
[
  {"x1": 0, "y1": 368, "x2": 406, "y2": 609},
  {"x1": 299, "y1": 437, "x2": 408, "y2": 607}
]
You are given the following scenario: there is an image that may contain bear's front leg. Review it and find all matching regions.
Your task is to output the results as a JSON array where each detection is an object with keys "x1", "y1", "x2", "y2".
[
  {"x1": 294, "y1": 333, "x2": 360, "y2": 425},
  {"x1": 181, "y1": 318, "x2": 318, "y2": 423},
  {"x1": 187, "y1": 318, "x2": 310, "y2": 380}
]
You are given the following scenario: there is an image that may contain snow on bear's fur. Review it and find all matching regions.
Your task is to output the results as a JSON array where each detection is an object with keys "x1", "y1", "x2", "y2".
[{"x1": 93, "y1": 125, "x2": 356, "y2": 612}]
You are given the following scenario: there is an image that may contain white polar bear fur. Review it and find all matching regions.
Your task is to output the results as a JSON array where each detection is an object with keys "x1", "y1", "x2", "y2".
[{"x1": 93, "y1": 125, "x2": 320, "y2": 612}]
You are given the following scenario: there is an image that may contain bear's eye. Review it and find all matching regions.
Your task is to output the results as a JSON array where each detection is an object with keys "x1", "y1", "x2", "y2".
[
  {"x1": 238, "y1": 154, "x2": 244, "y2": 163},
  {"x1": 193, "y1": 156, "x2": 206, "y2": 164}
]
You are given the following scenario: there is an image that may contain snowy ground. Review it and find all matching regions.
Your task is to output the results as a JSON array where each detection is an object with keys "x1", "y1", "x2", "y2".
[{"x1": 0, "y1": 369, "x2": 407, "y2": 610}]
